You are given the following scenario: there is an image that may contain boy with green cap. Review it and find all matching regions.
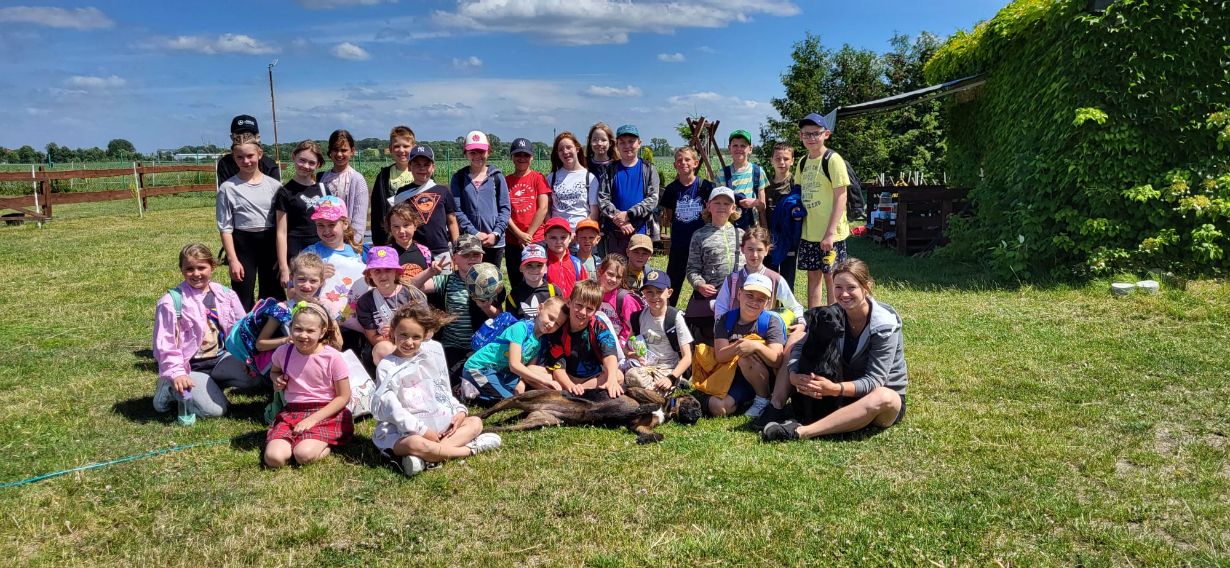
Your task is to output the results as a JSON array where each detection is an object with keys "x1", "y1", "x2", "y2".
[{"x1": 717, "y1": 129, "x2": 768, "y2": 229}]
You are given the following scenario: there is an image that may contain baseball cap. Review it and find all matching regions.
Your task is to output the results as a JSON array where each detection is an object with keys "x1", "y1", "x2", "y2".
[
  {"x1": 575, "y1": 219, "x2": 600, "y2": 234},
  {"x1": 464, "y1": 130, "x2": 489, "y2": 151},
  {"x1": 729, "y1": 129, "x2": 753, "y2": 144},
  {"x1": 452, "y1": 234, "x2": 484, "y2": 256},
  {"x1": 709, "y1": 186, "x2": 736, "y2": 203},
  {"x1": 542, "y1": 216, "x2": 572, "y2": 236},
  {"x1": 628, "y1": 234, "x2": 653, "y2": 253},
  {"x1": 408, "y1": 144, "x2": 435, "y2": 162},
  {"x1": 311, "y1": 195, "x2": 348, "y2": 221},
  {"x1": 742, "y1": 273, "x2": 774, "y2": 298},
  {"x1": 364, "y1": 246, "x2": 403, "y2": 273},
  {"x1": 230, "y1": 114, "x2": 258, "y2": 135},
  {"x1": 798, "y1": 112, "x2": 831, "y2": 131},
  {"x1": 615, "y1": 124, "x2": 640, "y2": 139},
  {"x1": 520, "y1": 243, "x2": 548, "y2": 266},
  {"x1": 641, "y1": 269, "x2": 671, "y2": 290},
  {"x1": 510, "y1": 138, "x2": 533, "y2": 156}
]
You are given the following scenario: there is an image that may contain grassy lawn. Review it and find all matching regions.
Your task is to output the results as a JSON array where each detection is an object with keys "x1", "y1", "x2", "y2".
[{"x1": 0, "y1": 202, "x2": 1227, "y2": 566}]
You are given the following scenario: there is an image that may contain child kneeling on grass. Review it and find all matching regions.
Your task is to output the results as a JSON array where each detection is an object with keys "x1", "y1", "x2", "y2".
[
  {"x1": 543, "y1": 279, "x2": 625, "y2": 399},
  {"x1": 264, "y1": 300, "x2": 352, "y2": 468},
  {"x1": 462, "y1": 296, "x2": 566, "y2": 405},
  {"x1": 372, "y1": 303, "x2": 502, "y2": 478}
]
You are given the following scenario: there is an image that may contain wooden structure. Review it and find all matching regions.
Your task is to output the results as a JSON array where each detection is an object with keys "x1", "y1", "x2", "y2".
[
  {"x1": 868, "y1": 185, "x2": 969, "y2": 254},
  {"x1": 0, "y1": 163, "x2": 215, "y2": 222}
]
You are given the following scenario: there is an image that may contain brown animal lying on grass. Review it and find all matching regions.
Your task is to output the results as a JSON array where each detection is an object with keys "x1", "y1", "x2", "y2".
[{"x1": 478, "y1": 386, "x2": 702, "y2": 444}]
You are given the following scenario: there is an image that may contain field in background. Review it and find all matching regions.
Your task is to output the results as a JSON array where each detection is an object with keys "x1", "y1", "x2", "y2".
[{"x1": 0, "y1": 201, "x2": 1227, "y2": 565}]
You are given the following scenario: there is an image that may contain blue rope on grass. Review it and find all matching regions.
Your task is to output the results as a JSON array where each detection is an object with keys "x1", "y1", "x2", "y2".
[{"x1": 0, "y1": 439, "x2": 229, "y2": 489}]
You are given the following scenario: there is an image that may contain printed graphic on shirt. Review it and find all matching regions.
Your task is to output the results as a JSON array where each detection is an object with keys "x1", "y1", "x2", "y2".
[
  {"x1": 509, "y1": 180, "x2": 537, "y2": 218},
  {"x1": 411, "y1": 192, "x2": 442, "y2": 225},
  {"x1": 298, "y1": 193, "x2": 326, "y2": 210},
  {"x1": 675, "y1": 193, "x2": 703, "y2": 223},
  {"x1": 520, "y1": 294, "x2": 542, "y2": 318},
  {"x1": 555, "y1": 178, "x2": 588, "y2": 207}
]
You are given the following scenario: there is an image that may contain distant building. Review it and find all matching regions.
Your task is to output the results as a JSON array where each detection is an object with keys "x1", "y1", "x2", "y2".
[{"x1": 173, "y1": 153, "x2": 224, "y2": 161}]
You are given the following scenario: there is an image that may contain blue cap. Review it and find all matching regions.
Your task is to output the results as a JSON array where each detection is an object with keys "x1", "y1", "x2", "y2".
[
  {"x1": 641, "y1": 269, "x2": 671, "y2": 290},
  {"x1": 408, "y1": 144, "x2": 435, "y2": 162},
  {"x1": 798, "y1": 112, "x2": 829, "y2": 130},
  {"x1": 615, "y1": 124, "x2": 640, "y2": 138},
  {"x1": 510, "y1": 137, "x2": 533, "y2": 155}
]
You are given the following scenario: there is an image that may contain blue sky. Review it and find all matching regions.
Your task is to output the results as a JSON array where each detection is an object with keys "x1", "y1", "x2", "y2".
[{"x1": 0, "y1": 1, "x2": 1005, "y2": 153}]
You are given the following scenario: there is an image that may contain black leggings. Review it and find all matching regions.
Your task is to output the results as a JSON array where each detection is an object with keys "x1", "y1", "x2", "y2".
[
  {"x1": 229, "y1": 228, "x2": 284, "y2": 311},
  {"x1": 504, "y1": 241, "x2": 524, "y2": 291},
  {"x1": 665, "y1": 240, "x2": 690, "y2": 307}
]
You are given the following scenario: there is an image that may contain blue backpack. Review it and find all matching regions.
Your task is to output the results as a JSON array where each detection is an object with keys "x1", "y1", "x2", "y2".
[
  {"x1": 721, "y1": 309, "x2": 785, "y2": 340},
  {"x1": 471, "y1": 312, "x2": 522, "y2": 352}
]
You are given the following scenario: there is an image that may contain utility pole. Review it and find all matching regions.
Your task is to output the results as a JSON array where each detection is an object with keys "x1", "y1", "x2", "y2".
[{"x1": 268, "y1": 59, "x2": 280, "y2": 168}]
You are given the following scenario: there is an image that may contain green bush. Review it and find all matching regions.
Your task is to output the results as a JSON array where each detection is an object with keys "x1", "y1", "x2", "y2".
[{"x1": 926, "y1": 0, "x2": 1230, "y2": 279}]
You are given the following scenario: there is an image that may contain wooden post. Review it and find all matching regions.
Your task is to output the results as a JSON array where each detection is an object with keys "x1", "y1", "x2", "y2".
[
  {"x1": 133, "y1": 162, "x2": 145, "y2": 218},
  {"x1": 37, "y1": 166, "x2": 51, "y2": 220}
]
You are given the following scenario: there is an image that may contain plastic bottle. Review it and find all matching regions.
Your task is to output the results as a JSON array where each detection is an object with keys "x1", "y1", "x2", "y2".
[{"x1": 177, "y1": 389, "x2": 197, "y2": 426}]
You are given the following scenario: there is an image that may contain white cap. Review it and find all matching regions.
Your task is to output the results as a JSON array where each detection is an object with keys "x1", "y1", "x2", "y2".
[
  {"x1": 742, "y1": 272, "x2": 773, "y2": 298},
  {"x1": 709, "y1": 186, "x2": 736, "y2": 203}
]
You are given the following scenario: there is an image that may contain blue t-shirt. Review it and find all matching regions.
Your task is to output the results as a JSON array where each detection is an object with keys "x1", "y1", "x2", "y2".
[
  {"x1": 303, "y1": 241, "x2": 366, "y2": 263},
  {"x1": 612, "y1": 161, "x2": 645, "y2": 211},
  {"x1": 464, "y1": 319, "x2": 541, "y2": 371}
]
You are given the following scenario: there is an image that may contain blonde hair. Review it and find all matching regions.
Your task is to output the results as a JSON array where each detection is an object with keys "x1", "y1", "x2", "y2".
[
  {"x1": 290, "y1": 252, "x2": 325, "y2": 279},
  {"x1": 832, "y1": 258, "x2": 874, "y2": 295},
  {"x1": 539, "y1": 296, "x2": 565, "y2": 315},
  {"x1": 569, "y1": 279, "x2": 603, "y2": 309},
  {"x1": 178, "y1": 243, "x2": 216, "y2": 270},
  {"x1": 702, "y1": 199, "x2": 743, "y2": 223},
  {"x1": 674, "y1": 146, "x2": 698, "y2": 161},
  {"x1": 388, "y1": 125, "x2": 416, "y2": 146},
  {"x1": 230, "y1": 132, "x2": 262, "y2": 153},
  {"x1": 290, "y1": 299, "x2": 342, "y2": 349}
]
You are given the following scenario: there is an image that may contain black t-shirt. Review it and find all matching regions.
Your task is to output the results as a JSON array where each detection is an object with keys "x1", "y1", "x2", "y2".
[
  {"x1": 392, "y1": 241, "x2": 430, "y2": 280},
  {"x1": 216, "y1": 154, "x2": 281, "y2": 187},
  {"x1": 660, "y1": 177, "x2": 714, "y2": 249},
  {"x1": 502, "y1": 280, "x2": 556, "y2": 319},
  {"x1": 393, "y1": 182, "x2": 457, "y2": 254},
  {"x1": 273, "y1": 180, "x2": 329, "y2": 240}
]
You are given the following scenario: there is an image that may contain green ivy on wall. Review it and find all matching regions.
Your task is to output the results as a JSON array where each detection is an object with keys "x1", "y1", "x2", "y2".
[{"x1": 925, "y1": 0, "x2": 1230, "y2": 279}]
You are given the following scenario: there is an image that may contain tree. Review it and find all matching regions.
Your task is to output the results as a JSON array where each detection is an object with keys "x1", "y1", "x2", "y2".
[
  {"x1": 106, "y1": 138, "x2": 136, "y2": 159},
  {"x1": 15, "y1": 145, "x2": 44, "y2": 163},
  {"x1": 649, "y1": 137, "x2": 673, "y2": 158}
]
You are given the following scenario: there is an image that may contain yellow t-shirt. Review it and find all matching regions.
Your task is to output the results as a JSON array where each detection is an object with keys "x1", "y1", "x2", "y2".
[
  {"x1": 796, "y1": 151, "x2": 850, "y2": 242},
  {"x1": 389, "y1": 166, "x2": 415, "y2": 192}
]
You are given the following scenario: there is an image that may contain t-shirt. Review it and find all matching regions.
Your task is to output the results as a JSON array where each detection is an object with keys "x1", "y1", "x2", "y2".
[
  {"x1": 430, "y1": 272, "x2": 474, "y2": 350},
  {"x1": 612, "y1": 160, "x2": 646, "y2": 212},
  {"x1": 797, "y1": 151, "x2": 851, "y2": 242},
  {"x1": 548, "y1": 169, "x2": 598, "y2": 230},
  {"x1": 303, "y1": 241, "x2": 363, "y2": 263},
  {"x1": 505, "y1": 170, "x2": 552, "y2": 241},
  {"x1": 599, "y1": 288, "x2": 641, "y2": 346},
  {"x1": 275, "y1": 344, "x2": 348, "y2": 404},
  {"x1": 718, "y1": 163, "x2": 767, "y2": 228},
  {"x1": 389, "y1": 167, "x2": 415, "y2": 193},
  {"x1": 636, "y1": 308, "x2": 693, "y2": 368},
  {"x1": 544, "y1": 317, "x2": 617, "y2": 379},
  {"x1": 273, "y1": 179, "x2": 329, "y2": 241},
  {"x1": 714, "y1": 311, "x2": 786, "y2": 346},
  {"x1": 393, "y1": 242, "x2": 431, "y2": 281},
  {"x1": 503, "y1": 279, "x2": 556, "y2": 319},
  {"x1": 393, "y1": 181, "x2": 456, "y2": 254},
  {"x1": 464, "y1": 319, "x2": 542, "y2": 371},
  {"x1": 356, "y1": 285, "x2": 419, "y2": 334},
  {"x1": 216, "y1": 174, "x2": 280, "y2": 232},
  {"x1": 545, "y1": 250, "x2": 585, "y2": 299},
  {"x1": 765, "y1": 175, "x2": 794, "y2": 212},
  {"x1": 660, "y1": 177, "x2": 713, "y2": 251}
]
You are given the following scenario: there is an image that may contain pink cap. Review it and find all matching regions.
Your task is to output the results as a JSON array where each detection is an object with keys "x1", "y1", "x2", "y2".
[
  {"x1": 464, "y1": 130, "x2": 489, "y2": 151},
  {"x1": 311, "y1": 195, "x2": 348, "y2": 221}
]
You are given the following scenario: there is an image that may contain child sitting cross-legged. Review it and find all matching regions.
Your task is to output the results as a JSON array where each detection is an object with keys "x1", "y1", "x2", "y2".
[
  {"x1": 372, "y1": 303, "x2": 502, "y2": 477},
  {"x1": 542, "y1": 279, "x2": 625, "y2": 399},
  {"x1": 624, "y1": 269, "x2": 693, "y2": 395},
  {"x1": 462, "y1": 296, "x2": 566, "y2": 405}
]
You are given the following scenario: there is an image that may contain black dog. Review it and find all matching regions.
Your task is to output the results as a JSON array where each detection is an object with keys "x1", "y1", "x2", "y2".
[
  {"x1": 478, "y1": 387, "x2": 702, "y2": 444},
  {"x1": 790, "y1": 304, "x2": 849, "y2": 424}
]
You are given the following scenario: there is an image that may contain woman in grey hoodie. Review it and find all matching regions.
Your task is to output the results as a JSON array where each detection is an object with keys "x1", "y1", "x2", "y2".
[{"x1": 760, "y1": 258, "x2": 908, "y2": 441}]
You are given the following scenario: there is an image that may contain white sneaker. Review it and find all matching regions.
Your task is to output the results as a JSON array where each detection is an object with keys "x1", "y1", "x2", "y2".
[
  {"x1": 745, "y1": 396, "x2": 771, "y2": 418},
  {"x1": 399, "y1": 455, "x2": 427, "y2": 478},
  {"x1": 465, "y1": 432, "x2": 502, "y2": 455},
  {"x1": 153, "y1": 380, "x2": 176, "y2": 413}
]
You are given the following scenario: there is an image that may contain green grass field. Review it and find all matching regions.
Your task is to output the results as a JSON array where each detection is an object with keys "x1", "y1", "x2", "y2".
[{"x1": 0, "y1": 201, "x2": 1227, "y2": 566}]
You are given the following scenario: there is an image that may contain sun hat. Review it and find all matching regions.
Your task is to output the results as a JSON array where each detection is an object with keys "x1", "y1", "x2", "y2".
[
  {"x1": 575, "y1": 218, "x2": 600, "y2": 234},
  {"x1": 542, "y1": 216, "x2": 573, "y2": 235},
  {"x1": 728, "y1": 129, "x2": 753, "y2": 144},
  {"x1": 709, "y1": 186, "x2": 736, "y2": 203},
  {"x1": 628, "y1": 234, "x2": 653, "y2": 253},
  {"x1": 641, "y1": 269, "x2": 671, "y2": 290},
  {"x1": 742, "y1": 272, "x2": 773, "y2": 298},
  {"x1": 452, "y1": 234, "x2": 484, "y2": 256},
  {"x1": 520, "y1": 243, "x2": 548, "y2": 266},
  {"x1": 230, "y1": 115, "x2": 258, "y2": 135},
  {"x1": 311, "y1": 195, "x2": 348, "y2": 221},
  {"x1": 615, "y1": 124, "x2": 640, "y2": 139},
  {"x1": 510, "y1": 138, "x2": 533, "y2": 156},
  {"x1": 364, "y1": 246, "x2": 403, "y2": 273},
  {"x1": 464, "y1": 130, "x2": 489, "y2": 151},
  {"x1": 408, "y1": 144, "x2": 435, "y2": 162}
]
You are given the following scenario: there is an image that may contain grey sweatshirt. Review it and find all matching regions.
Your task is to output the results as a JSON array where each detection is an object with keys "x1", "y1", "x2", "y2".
[{"x1": 789, "y1": 298, "x2": 908, "y2": 396}]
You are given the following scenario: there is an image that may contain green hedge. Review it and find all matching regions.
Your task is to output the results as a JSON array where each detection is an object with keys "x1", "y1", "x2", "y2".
[{"x1": 925, "y1": 0, "x2": 1230, "y2": 279}]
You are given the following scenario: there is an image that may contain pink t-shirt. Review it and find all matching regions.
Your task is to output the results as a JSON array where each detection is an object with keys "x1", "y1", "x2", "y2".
[
  {"x1": 274, "y1": 344, "x2": 348, "y2": 404},
  {"x1": 600, "y1": 288, "x2": 640, "y2": 347}
]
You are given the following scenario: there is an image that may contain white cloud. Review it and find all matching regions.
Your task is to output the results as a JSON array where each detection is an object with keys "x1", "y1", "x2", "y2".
[
  {"x1": 0, "y1": 6, "x2": 113, "y2": 29},
  {"x1": 697, "y1": 45, "x2": 717, "y2": 54},
  {"x1": 585, "y1": 85, "x2": 642, "y2": 97},
  {"x1": 66, "y1": 75, "x2": 126, "y2": 89},
  {"x1": 154, "y1": 34, "x2": 278, "y2": 55},
  {"x1": 452, "y1": 55, "x2": 483, "y2": 69},
  {"x1": 296, "y1": 0, "x2": 397, "y2": 8},
  {"x1": 657, "y1": 52, "x2": 685, "y2": 63},
  {"x1": 431, "y1": 0, "x2": 799, "y2": 45},
  {"x1": 332, "y1": 42, "x2": 370, "y2": 60}
]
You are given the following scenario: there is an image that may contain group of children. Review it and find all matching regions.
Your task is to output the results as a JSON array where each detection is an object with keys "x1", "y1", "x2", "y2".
[{"x1": 163, "y1": 111, "x2": 854, "y2": 476}]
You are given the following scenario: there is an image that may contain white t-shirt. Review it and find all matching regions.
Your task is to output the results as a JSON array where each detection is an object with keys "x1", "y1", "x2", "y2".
[
  {"x1": 636, "y1": 309, "x2": 693, "y2": 368},
  {"x1": 548, "y1": 169, "x2": 599, "y2": 230}
]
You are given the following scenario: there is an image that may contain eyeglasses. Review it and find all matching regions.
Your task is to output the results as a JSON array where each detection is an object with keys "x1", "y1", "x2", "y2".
[{"x1": 799, "y1": 131, "x2": 824, "y2": 140}]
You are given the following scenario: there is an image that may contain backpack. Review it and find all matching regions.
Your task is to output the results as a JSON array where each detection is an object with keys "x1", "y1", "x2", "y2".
[
  {"x1": 629, "y1": 306, "x2": 682, "y2": 355},
  {"x1": 721, "y1": 309, "x2": 785, "y2": 340},
  {"x1": 721, "y1": 163, "x2": 762, "y2": 195},
  {"x1": 800, "y1": 149, "x2": 866, "y2": 222},
  {"x1": 614, "y1": 289, "x2": 646, "y2": 317},
  {"x1": 223, "y1": 297, "x2": 292, "y2": 378},
  {"x1": 471, "y1": 312, "x2": 522, "y2": 352}
]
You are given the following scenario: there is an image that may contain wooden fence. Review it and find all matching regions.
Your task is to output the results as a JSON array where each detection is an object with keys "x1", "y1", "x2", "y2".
[{"x1": 0, "y1": 163, "x2": 215, "y2": 222}]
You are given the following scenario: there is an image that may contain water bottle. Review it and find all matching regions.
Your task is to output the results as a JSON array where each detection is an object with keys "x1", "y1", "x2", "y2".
[{"x1": 177, "y1": 389, "x2": 197, "y2": 426}]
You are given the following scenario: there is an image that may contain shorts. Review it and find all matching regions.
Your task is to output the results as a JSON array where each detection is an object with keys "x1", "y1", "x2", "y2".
[
  {"x1": 797, "y1": 239, "x2": 848, "y2": 273},
  {"x1": 462, "y1": 367, "x2": 519, "y2": 406},
  {"x1": 696, "y1": 371, "x2": 757, "y2": 415},
  {"x1": 267, "y1": 402, "x2": 354, "y2": 447}
]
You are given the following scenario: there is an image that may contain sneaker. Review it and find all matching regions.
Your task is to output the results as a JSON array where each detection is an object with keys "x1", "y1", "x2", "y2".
[
  {"x1": 399, "y1": 455, "x2": 427, "y2": 478},
  {"x1": 760, "y1": 420, "x2": 802, "y2": 443},
  {"x1": 748, "y1": 403, "x2": 792, "y2": 432},
  {"x1": 152, "y1": 380, "x2": 175, "y2": 413},
  {"x1": 745, "y1": 396, "x2": 771, "y2": 418},
  {"x1": 465, "y1": 432, "x2": 502, "y2": 455}
]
